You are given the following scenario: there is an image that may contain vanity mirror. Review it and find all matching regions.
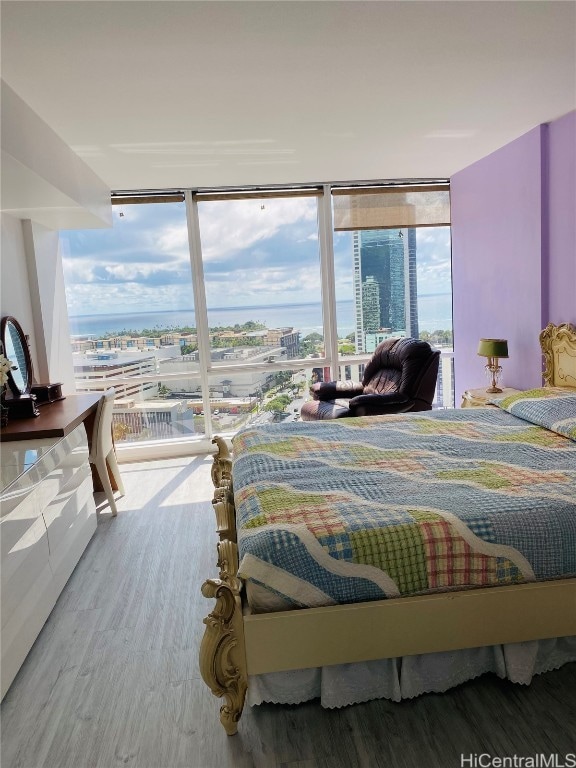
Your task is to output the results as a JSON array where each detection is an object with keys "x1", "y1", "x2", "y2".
[
  {"x1": 1, "y1": 316, "x2": 39, "y2": 418},
  {"x1": 2, "y1": 316, "x2": 33, "y2": 397},
  {"x1": 1, "y1": 316, "x2": 63, "y2": 419}
]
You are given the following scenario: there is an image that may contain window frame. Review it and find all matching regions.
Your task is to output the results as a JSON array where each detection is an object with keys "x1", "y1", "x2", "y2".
[{"x1": 64, "y1": 180, "x2": 451, "y2": 454}]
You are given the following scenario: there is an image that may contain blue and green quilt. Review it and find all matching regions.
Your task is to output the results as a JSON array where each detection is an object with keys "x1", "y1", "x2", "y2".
[{"x1": 232, "y1": 400, "x2": 576, "y2": 611}]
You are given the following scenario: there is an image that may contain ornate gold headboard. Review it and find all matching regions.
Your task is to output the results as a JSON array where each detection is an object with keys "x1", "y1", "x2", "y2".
[{"x1": 540, "y1": 322, "x2": 576, "y2": 389}]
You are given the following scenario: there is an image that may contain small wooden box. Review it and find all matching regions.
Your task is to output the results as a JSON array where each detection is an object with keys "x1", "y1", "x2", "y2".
[
  {"x1": 2, "y1": 393, "x2": 40, "y2": 418},
  {"x1": 31, "y1": 383, "x2": 64, "y2": 405}
]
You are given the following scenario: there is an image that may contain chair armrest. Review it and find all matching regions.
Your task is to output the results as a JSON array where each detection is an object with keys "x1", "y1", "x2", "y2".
[
  {"x1": 311, "y1": 381, "x2": 364, "y2": 401},
  {"x1": 348, "y1": 393, "x2": 412, "y2": 416}
]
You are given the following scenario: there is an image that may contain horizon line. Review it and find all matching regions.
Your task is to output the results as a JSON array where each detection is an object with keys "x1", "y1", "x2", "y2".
[{"x1": 69, "y1": 294, "x2": 452, "y2": 319}]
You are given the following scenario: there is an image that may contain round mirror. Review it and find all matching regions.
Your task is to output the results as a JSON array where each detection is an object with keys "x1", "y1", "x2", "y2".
[{"x1": 1, "y1": 316, "x2": 33, "y2": 397}]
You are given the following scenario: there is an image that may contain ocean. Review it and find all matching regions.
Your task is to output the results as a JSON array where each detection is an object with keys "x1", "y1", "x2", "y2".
[{"x1": 69, "y1": 296, "x2": 452, "y2": 339}]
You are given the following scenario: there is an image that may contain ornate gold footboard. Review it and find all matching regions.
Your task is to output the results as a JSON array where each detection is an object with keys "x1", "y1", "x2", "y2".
[{"x1": 199, "y1": 437, "x2": 247, "y2": 736}]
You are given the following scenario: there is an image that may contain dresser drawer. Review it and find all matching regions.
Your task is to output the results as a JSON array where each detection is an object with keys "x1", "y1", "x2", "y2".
[
  {"x1": 0, "y1": 484, "x2": 43, "y2": 559},
  {"x1": 1, "y1": 515, "x2": 50, "y2": 628},
  {"x1": 36, "y1": 427, "x2": 89, "y2": 510},
  {"x1": 43, "y1": 465, "x2": 94, "y2": 556}
]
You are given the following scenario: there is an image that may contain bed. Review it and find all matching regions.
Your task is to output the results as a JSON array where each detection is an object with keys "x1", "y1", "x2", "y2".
[{"x1": 200, "y1": 322, "x2": 576, "y2": 735}]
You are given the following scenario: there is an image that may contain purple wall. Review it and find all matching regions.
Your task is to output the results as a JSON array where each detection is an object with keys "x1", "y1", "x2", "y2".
[
  {"x1": 451, "y1": 127, "x2": 545, "y2": 392},
  {"x1": 548, "y1": 111, "x2": 576, "y2": 325},
  {"x1": 451, "y1": 111, "x2": 576, "y2": 395}
]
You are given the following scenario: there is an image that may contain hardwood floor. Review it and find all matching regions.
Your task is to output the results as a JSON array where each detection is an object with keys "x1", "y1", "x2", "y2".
[{"x1": 1, "y1": 456, "x2": 575, "y2": 768}]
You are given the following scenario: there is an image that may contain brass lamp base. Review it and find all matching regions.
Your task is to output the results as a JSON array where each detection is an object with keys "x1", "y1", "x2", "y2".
[{"x1": 484, "y1": 359, "x2": 503, "y2": 393}]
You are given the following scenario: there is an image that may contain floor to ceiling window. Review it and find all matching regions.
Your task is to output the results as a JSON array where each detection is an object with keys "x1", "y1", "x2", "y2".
[
  {"x1": 60, "y1": 196, "x2": 206, "y2": 442},
  {"x1": 59, "y1": 180, "x2": 453, "y2": 452},
  {"x1": 331, "y1": 185, "x2": 454, "y2": 406},
  {"x1": 196, "y1": 193, "x2": 324, "y2": 353},
  {"x1": 194, "y1": 189, "x2": 324, "y2": 429}
]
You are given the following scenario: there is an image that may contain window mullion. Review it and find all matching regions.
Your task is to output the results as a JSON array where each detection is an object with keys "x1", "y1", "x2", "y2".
[
  {"x1": 185, "y1": 190, "x2": 213, "y2": 439},
  {"x1": 318, "y1": 184, "x2": 339, "y2": 381}
]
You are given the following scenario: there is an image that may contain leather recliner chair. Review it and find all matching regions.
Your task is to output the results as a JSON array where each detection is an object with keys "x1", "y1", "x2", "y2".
[{"x1": 300, "y1": 337, "x2": 441, "y2": 421}]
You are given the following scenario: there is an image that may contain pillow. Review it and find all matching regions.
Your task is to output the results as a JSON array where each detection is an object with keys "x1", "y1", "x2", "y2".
[{"x1": 490, "y1": 387, "x2": 576, "y2": 441}]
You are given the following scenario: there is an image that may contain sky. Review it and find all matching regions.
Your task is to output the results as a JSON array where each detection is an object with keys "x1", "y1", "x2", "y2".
[{"x1": 60, "y1": 198, "x2": 452, "y2": 318}]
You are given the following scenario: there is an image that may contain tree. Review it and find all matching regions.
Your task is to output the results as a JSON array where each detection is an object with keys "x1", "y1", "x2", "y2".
[
  {"x1": 181, "y1": 344, "x2": 197, "y2": 355},
  {"x1": 300, "y1": 332, "x2": 324, "y2": 357},
  {"x1": 272, "y1": 371, "x2": 292, "y2": 388},
  {"x1": 212, "y1": 336, "x2": 261, "y2": 349},
  {"x1": 112, "y1": 422, "x2": 131, "y2": 441},
  {"x1": 240, "y1": 320, "x2": 266, "y2": 331},
  {"x1": 419, "y1": 329, "x2": 453, "y2": 346},
  {"x1": 264, "y1": 395, "x2": 291, "y2": 413}
]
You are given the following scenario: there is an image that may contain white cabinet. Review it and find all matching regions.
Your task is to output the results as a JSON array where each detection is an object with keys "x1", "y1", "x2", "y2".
[{"x1": 0, "y1": 423, "x2": 97, "y2": 698}]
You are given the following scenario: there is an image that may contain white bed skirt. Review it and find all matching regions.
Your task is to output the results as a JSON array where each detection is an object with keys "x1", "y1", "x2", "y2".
[{"x1": 248, "y1": 636, "x2": 576, "y2": 709}]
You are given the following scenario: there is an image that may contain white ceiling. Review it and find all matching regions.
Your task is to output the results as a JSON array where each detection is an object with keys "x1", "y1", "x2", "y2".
[{"x1": 1, "y1": 1, "x2": 575, "y2": 191}]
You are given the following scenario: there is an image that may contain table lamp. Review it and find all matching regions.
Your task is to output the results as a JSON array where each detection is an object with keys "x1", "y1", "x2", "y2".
[{"x1": 477, "y1": 338, "x2": 509, "y2": 393}]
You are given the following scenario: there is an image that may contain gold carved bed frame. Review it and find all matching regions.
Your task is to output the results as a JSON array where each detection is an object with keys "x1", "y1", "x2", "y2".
[{"x1": 200, "y1": 323, "x2": 576, "y2": 735}]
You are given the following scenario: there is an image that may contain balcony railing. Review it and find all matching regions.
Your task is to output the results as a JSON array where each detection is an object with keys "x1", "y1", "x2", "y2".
[{"x1": 73, "y1": 349, "x2": 456, "y2": 449}]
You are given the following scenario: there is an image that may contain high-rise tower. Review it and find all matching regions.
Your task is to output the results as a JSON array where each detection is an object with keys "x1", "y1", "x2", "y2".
[
  {"x1": 353, "y1": 229, "x2": 418, "y2": 352},
  {"x1": 361, "y1": 276, "x2": 380, "y2": 333}
]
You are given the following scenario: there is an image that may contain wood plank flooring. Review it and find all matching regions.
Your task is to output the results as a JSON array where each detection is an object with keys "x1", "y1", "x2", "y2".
[{"x1": 1, "y1": 456, "x2": 575, "y2": 768}]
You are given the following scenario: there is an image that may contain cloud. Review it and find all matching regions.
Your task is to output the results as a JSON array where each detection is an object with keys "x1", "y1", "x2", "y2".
[
  {"x1": 156, "y1": 225, "x2": 190, "y2": 257},
  {"x1": 62, "y1": 196, "x2": 324, "y2": 314},
  {"x1": 65, "y1": 282, "x2": 195, "y2": 317},
  {"x1": 61, "y1": 200, "x2": 452, "y2": 319},
  {"x1": 61, "y1": 202, "x2": 192, "y2": 294},
  {"x1": 415, "y1": 227, "x2": 452, "y2": 294},
  {"x1": 197, "y1": 197, "x2": 317, "y2": 261},
  {"x1": 207, "y1": 265, "x2": 322, "y2": 304}
]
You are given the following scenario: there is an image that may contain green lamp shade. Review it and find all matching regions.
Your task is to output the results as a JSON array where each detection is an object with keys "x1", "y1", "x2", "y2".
[{"x1": 477, "y1": 339, "x2": 509, "y2": 358}]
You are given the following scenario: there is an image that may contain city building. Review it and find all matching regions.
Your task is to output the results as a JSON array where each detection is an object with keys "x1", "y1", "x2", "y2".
[
  {"x1": 158, "y1": 345, "x2": 287, "y2": 397},
  {"x1": 72, "y1": 351, "x2": 157, "y2": 400},
  {"x1": 159, "y1": 332, "x2": 197, "y2": 348},
  {"x1": 112, "y1": 399, "x2": 191, "y2": 441},
  {"x1": 353, "y1": 229, "x2": 418, "y2": 353},
  {"x1": 364, "y1": 329, "x2": 406, "y2": 354},
  {"x1": 360, "y1": 276, "x2": 380, "y2": 334},
  {"x1": 71, "y1": 335, "x2": 194, "y2": 353},
  {"x1": 435, "y1": 350, "x2": 455, "y2": 408},
  {"x1": 277, "y1": 329, "x2": 301, "y2": 358}
]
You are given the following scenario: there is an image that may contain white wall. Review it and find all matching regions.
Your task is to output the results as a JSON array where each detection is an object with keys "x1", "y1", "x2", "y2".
[
  {"x1": 0, "y1": 213, "x2": 39, "y2": 375},
  {"x1": 1, "y1": 82, "x2": 111, "y2": 395},
  {"x1": 1, "y1": 81, "x2": 111, "y2": 230},
  {"x1": 1, "y1": 214, "x2": 75, "y2": 393},
  {"x1": 21, "y1": 221, "x2": 75, "y2": 392}
]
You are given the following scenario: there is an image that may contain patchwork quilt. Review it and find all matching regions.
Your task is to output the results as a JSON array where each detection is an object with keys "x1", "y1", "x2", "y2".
[{"x1": 232, "y1": 405, "x2": 576, "y2": 612}]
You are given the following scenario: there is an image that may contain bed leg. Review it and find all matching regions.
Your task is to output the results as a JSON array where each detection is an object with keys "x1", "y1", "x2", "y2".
[{"x1": 200, "y1": 577, "x2": 248, "y2": 736}]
